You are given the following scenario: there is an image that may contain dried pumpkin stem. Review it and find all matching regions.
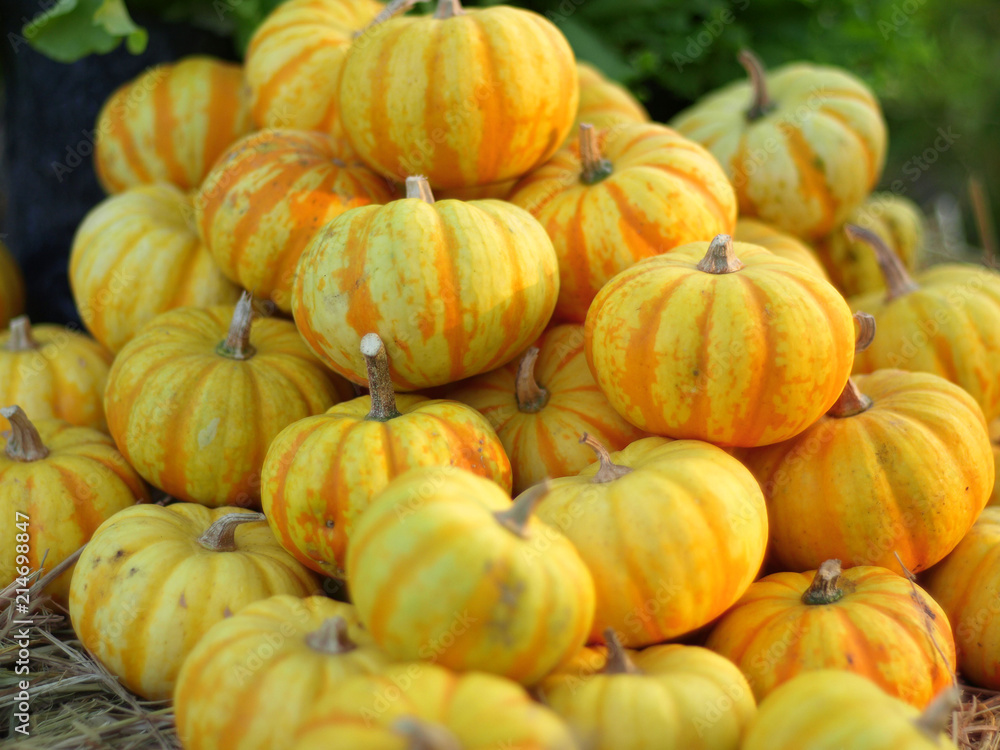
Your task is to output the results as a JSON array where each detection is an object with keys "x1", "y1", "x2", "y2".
[
  {"x1": 217, "y1": 292, "x2": 257, "y2": 360},
  {"x1": 494, "y1": 479, "x2": 551, "y2": 539},
  {"x1": 393, "y1": 717, "x2": 462, "y2": 750},
  {"x1": 433, "y1": 0, "x2": 464, "y2": 20},
  {"x1": 914, "y1": 687, "x2": 961, "y2": 739},
  {"x1": 738, "y1": 49, "x2": 775, "y2": 121},
  {"x1": 361, "y1": 333, "x2": 402, "y2": 422},
  {"x1": 198, "y1": 512, "x2": 266, "y2": 552},
  {"x1": 696, "y1": 234, "x2": 744, "y2": 274},
  {"x1": 580, "y1": 433, "x2": 632, "y2": 483},
  {"x1": 853, "y1": 311, "x2": 876, "y2": 352},
  {"x1": 6, "y1": 316, "x2": 39, "y2": 352},
  {"x1": 353, "y1": 0, "x2": 420, "y2": 38},
  {"x1": 1, "y1": 406, "x2": 50, "y2": 462},
  {"x1": 602, "y1": 628, "x2": 641, "y2": 675},
  {"x1": 304, "y1": 616, "x2": 358, "y2": 655},
  {"x1": 515, "y1": 347, "x2": 550, "y2": 413},
  {"x1": 801, "y1": 559, "x2": 845, "y2": 605},
  {"x1": 579, "y1": 124, "x2": 614, "y2": 185},
  {"x1": 405, "y1": 175, "x2": 436, "y2": 204},
  {"x1": 827, "y1": 380, "x2": 873, "y2": 418},
  {"x1": 845, "y1": 224, "x2": 920, "y2": 301}
]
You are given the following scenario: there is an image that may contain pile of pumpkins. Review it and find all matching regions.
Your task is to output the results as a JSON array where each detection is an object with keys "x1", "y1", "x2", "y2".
[{"x1": 3, "y1": 0, "x2": 1000, "y2": 747}]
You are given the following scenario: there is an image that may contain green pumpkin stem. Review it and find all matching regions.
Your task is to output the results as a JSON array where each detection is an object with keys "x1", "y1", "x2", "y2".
[
  {"x1": 1, "y1": 406, "x2": 50, "y2": 462},
  {"x1": 602, "y1": 628, "x2": 641, "y2": 675},
  {"x1": 579, "y1": 124, "x2": 614, "y2": 185},
  {"x1": 844, "y1": 224, "x2": 920, "y2": 301},
  {"x1": 913, "y1": 686, "x2": 961, "y2": 739},
  {"x1": 494, "y1": 480, "x2": 551, "y2": 539},
  {"x1": 828, "y1": 312, "x2": 876, "y2": 418},
  {"x1": 217, "y1": 292, "x2": 257, "y2": 360},
  {"x1": 198, "y1": 512, "x2": 266, "y2": 552},
  {"x1": 696, "y1": 235, "x2": 744, "y2": 274},
  {"x1": 738, "y1": 49, "x2": 775, "y2": 121},
  {"x1": 304, "y1": 616, "x2": 358, "y2": 655},
  {"x1": 515, "y1": 347, "x2": 550, "y2": 413},
  {"x1": 801, "y1": 559, "x2": 845, "y2": 605},
  {"x1": 361, "y1": 333, "x2": 402, "y2": 422},
  {"x1": 580, "y1": 433, "x2": 632, "y2": 483},
  {"x1": 6, "y1": 316, "x2": 39, "y2": 352},
  {"x1": 433, "y1": 0, "x2": 464, "y2": 20},
  {"x1": 405, "y1": 175, "x2": 436, "y2": 203}
]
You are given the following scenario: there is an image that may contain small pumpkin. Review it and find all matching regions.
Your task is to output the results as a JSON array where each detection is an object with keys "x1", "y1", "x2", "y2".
[
  {"x1": 734, "y1": 217, "x2": 829, "y2": 280},
  {"x1": 262, "y1": 333, "x2": 511, "y2": 578},
  {"x1": 94, "y1": 56, "x2": 252, "y2": 194},
  {"x1": 195, "y1": 130, "x2": 394, "y2": 313},
  {"x1": 69, "y1": 505, "x2": 320, "y2": 700},
  {"x1": 449, "y1": 324, "x2": 647, "y2": 493},
  {"x1": 585, "y1": 234, "x2": 856, "y2": 446},
  {"x1": 572, "y1": 62, "x2": 649, "y2": 137},
  {"x1": 104, "y1": 293, "x2": 352, "y2": 507},
  {"x1": 705, "y1": 560, "x2": 957, "y2": 708},
  {"x1": 175, "y1": 595, "x2": 390, "y2": 750},
  {"x1": 508, "y1": 122, "x2": 737, "y2": 323},
  {"x1": 0, "y1": 406, "x2": 148, "y2": 604},
  {"x1": 0, "y1": 316, "x2": 112, "y2": 432},
  {"x1": 293, "y1": 176, "x2": 559, "y2": 390},
  {"x1": 0, "y1": 239, "x2": 25, "y2": 329},
  {"x1": 347, "y1": 468, "x2": 595, "y2": 685},
  {"x1": 671, "y1": 50, "x2": 886, "y2": 240},
  {"x1": 71, "y1": 183, "x2": 241, "y2": 353},
  {"x1": 434, "y1": 179, "x2": 517, "y2": 201}
]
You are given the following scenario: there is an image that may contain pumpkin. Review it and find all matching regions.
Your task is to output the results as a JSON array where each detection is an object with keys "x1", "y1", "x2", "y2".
[
  {"x1": 262, "y1": 333, "x2": 511, "y2": 578},
  {"x1": 991, "y1": 418, "x2": 1000, "y2": 507},
  {"x1": 585, "y1": 234, "x2": 856, "y2": 446},
  {"x1": 94, "y1": 56, "x2": 252, "y2": 194},
  {"x1": 293, "y1": 176, "x2": 559, "y2": 390},
  {"x1": 742, "y1": 671, "x2": 959, "y2": 750},
  {"x1": 535, "y1": 435, "x2": 766, "y2": 646},
  {"x1": 347, "y1": 468, "x2": 595, "y2": 685},
  {"x1": 70, "y1": 505, "x2": 319, "y2": 700},
  {"x1": 705, "y1": 560, "x2": 956, "y2": 708},
  {"x1": 244, "y1": 0, "x2": 383, "y2": 136},
  {"x1": 0, "y1": 406, "x2": 148, "y2": 604},
  {"x1": 671, "y1": 50, "x2": 887, "y2": 240},
  {"x1": 737, "y1": 366, "x2": 993, "y2": 573},
  {"x1": 70, "y1": 183, "x2": 241, "y2": 353},
  {"x1": 572, "y1": 62, "x2": 649, "y2": 137},
  {"x1": 338, "y1": 0, "x2": 578, "y2": 188},
  {"x1": 434, "y1": 179, "x2": 517, "y2": 201},
  {"x1": 508, "y1": 122, "x2": 737, "y2": 323},
  {"x1": 0, "y1": 239, "x2": 25, "y2": 329},
  {"x1": 104, "y1": 293, "x2": 352, "y2": 507},
  {"x1": 814, "y1": 192, "x2": 924, "y2": 297},
  {"x1": 847, "y1": 224, "x2": 1000, "y2": 422},
  {"x1": 292, "y1": 663, "x2": 576, "y2": 749},
  {"x1": 449, "y1": 324, "x2": 647, "y2": 494},
  {"x1": 539, "y1": 629, "x2": 755, "y2": 750},
  {"x1": 175, "y1": 595, "x2": 390, "y2": 750},
  {"x1": 734, "y1": 218, "x2": 829, "y2": 280},
  {"x1": 195, "y1": 130, "x2": 394, "y2": 313},
  {"x1": 0, "y1": 316, "x2": 112, "y2": 432}
]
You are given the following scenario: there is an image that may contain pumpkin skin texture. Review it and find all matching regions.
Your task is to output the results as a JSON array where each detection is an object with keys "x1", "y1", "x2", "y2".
[
  {"x1": 991, "y1": 418, "x2": 1000, "y2": 507},
  {"x1": 434, "y1": 179, "x2": 516, "y2": 201},
  {"x1": 104, "y1": 295, "x2": 353, "y2": 507},
  {"x1": 244, "y1": 0, "x2": 383, "y2": 136},
  {"x1": 509, "y1": 122, "x2": 737, "y2": 323},
  {"x1": 70, "y1": 183, "x2": 241, "y2": 353},
  {"x1": 0, "y1": 239, "x2": 25, "y2": 329},
  {"x1": 69, "y1": 505, "x2": 320, "y2": 701},
  {"x1": 585, "y1": 236, "x2": 856, "y2": 446},
  {"x1": 347, "y1": 467, "x2": 595, "y2": 685},
  {"x1": 94, "y1": 56, "x2": 252, "y2": 194},
  {"x1": 734, "y1": 217, "x2": 829, "y2": 281},
  {"x1": 293, "y1": 177, "x2": 559, "y2": 390},
  {"x1": 262, "y1": 333, "x2": 511, "y2": 578},
  {"x1": 671, "y1": 53, "x2": 887, "y2": 240},
  {"x1": 174, "y1": 595, "x2": 390, "y2": 750},
  {"x1": 535, "y1": 436, "x2": 767, "y2": 646},
  {"x1": 195, "y1": 130, "x2": 394, "y2": 313},
  {"x1": 0, "y1": 407, "x2": 148, "y2": 604},
  {"x1": 449, "y1": 324, "x2": 647, "y2": 494},
  {"x1": 737, "y1": 369, "x2": 992, "y2": 573},
  {"x1": 742, "y1": 671, "x2": 958, "y2": 750},
  {"x1": 573, "y1": 62, "x2": 649, "y2": 136},
  {"x1": 0, "y1": 316, "x2": 113, "y2": 432},
  {"x1": 705, "y1": 561, "x2": 956, "y2": 708},
  {"x1": 338, "y1": 0, "x2": 578, "y2": 188}
]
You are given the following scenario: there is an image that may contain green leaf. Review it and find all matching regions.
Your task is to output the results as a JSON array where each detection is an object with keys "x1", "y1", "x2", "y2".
[
  {"x1": 556, "y1": 17, "x2": 633, "y2": 82},
  {"x1": 93, "y1": 0, "x2": 148, "y2": 54},
  {"x1": 23, "y1": 0, "x2": 147, "y2": 63}
]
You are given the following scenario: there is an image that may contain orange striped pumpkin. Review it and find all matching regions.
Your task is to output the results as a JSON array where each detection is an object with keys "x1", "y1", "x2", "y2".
[
  {"x1": 573, "y1": 62, "x2": 649, "y2": 136},
  {"x1": 734, "y1": 218, "x2": 829, "y2": 280},
  {"x1": 0, "y1": 240, "x2": 25, "y2": 329},
  {"x1": 196, "y1": 130, "x2": 393, "y2": 313},
  {"x1": 339, "y1": 0, "x2": 579, "y2": 188},
  {"x1": 509, "y1": 122, "x2": 737, "y2": 323},
  {"x1": 71, "y1": 184, "x2": 241, "y2": 353}
]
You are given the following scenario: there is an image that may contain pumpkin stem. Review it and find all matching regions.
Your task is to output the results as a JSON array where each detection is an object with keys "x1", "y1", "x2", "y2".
[
  {"x1": 433, "y1": 0, "x2": 463, "y2": 20},
  {"x1": 1, "y1": 406, "x2": 50, "y2": 462},
  {"x1": 198, "y1": 512, "x2": 266, "y2": 552},
  {"x1": 353, "y1": 0, "x2": 419, "y2": 38},
  {"x1": 361, "y1": 333, "x2": 402, "y2": 422},
  {"x1": 601, "y1": 628, "x2": 641, "y2": 675},
  {"x1": 217, "y1": 292, "x2": 257, "y2": 360},
  {"x1": 853, "y1": 311, "x2": 876, "y2": 352},
  {"x1": 969, "y1": 176, "x2": 997, "y2": 268},
  {"x1": 580, "y1": 433, "x2": 632, "y2": 483},
  {"x1": 304, "y1": 616, "x2": 358, "y2": 655},
  {"x1": 696, "y1": 235, "x2": 744, "y2": 274},
  {"x1": 393, "y1": 717, "x2": 462, "y2": 750},
  {"x1": 6, "y1": 316, "x2": 39, "y2": 352},
  {"x1": 405, "y1": 175, "x2": 436, "y2": 203},
  {"x1": 801, "y1": 559, "x2": 845, "y2": 605},
  {"x1": 844, "y1": 224, "x2": 920, "y2": 301},
  {"x1": 827, "y1": 312, "x2": 877, "y2": 418},
  {"x1": 914, "y1": 687, "x2": 961, "y2": 739},
  {"x1": 737, "y1": 49, "x2": 775, "y2": 121},
  {"x1": 494, "y1": 479, "x2": 551, "y2": 539},
  {"x1": 579, "y1": 124, "x2": 614, "y2": 185},
  {"x1": 515, "y1": 347, "x2": 550, "y2": 413}
]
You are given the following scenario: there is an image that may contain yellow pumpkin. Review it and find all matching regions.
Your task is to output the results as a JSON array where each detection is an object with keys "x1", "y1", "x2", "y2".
[
  {"x1": 71, "y1": 183, "x2": 241, "y2": 353},
  {"x1": 339, "y1": 0, "x2": 578, "y2": 188},
  {"x1": 347, "y1": 468, "x2": 595, "y2": 685},
  {"x1": 293, "y1": 176, "x2": 559, "y2": 390},
  {"x1": 175, "y1": 595, "x2": 390, "y2": 750},
  {"x1": 991, "y1": 418, "x2": 1000, "y2": 507},
  {"x1": 572, "y1": 62, "x2": 649, "y2": 136},
  {"x1": 0, "y1": 406, "x2": 148, "y2": 604},
  {"x1": 671, "y1": 51, "x2": 887, "y2": 240},
  {"x1": 104, "y1": 294, "x2": 352, "y2": 507},
  {"x1": 69, "y1": 505, "x2": 320, "y2": 700},
  {"x1": 734, "y1": 217, "x2": 829, "y2": 280},
  {"x1": 0, "y1": 239, "x2": 25, "y2": 329},
  {"x1": 94, "y1": 56, "x2": 252, "y2": 194},
  {"x1": 0, "y1": 316, "x2": 112, "y2": 432},
  {"x1": 262, "y1": 333, "x2": 511, "y2": 578}
]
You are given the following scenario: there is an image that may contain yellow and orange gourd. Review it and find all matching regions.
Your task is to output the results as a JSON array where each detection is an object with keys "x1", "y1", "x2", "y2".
[
  {"x1": 734, "y1": 217, "x2": 829, "y2": 280},
  {"x1": 572, "y1": 62, "x2": 649, "y2": 136}
]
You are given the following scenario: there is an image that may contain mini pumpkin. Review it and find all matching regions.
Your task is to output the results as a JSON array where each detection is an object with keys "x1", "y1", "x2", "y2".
[
  {"x1": 0, "y1": 239, "x2": 25, "y2": 329},
  {"x1": 573, "y1": 63, "x2": 649, "y2": 136},
  {"x1": 734, "y1": 217, "x2": 829, "y2": 280}
]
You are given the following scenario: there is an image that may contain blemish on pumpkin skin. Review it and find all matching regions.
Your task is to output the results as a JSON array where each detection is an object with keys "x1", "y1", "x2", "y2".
[
  {"x1": 114, "y1": 550, "x2": 125, "y2": 560},
  {"x1": 179, "y1": 593, "x2": 187, "y2": 609},
  {"x1": 223, "y1": 606, "x2": 233, "y2": 618}
]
